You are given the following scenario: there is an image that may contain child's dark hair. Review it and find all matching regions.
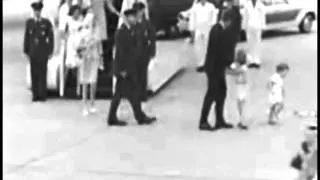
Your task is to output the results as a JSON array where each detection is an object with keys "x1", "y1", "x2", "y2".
[
  {"x1": 276, "y1": 63, "x2": 289, "y2": 73},
  {"x1": 236, "y1": 49, "x2": 247, "y2": 65}
]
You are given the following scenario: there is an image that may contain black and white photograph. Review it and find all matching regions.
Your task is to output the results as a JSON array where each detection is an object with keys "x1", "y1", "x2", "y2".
[{"x1": 3, "y1": 0, "x2": 318, "y2": 179}]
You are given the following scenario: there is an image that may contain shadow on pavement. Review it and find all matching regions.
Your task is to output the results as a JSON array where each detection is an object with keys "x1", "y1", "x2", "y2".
[{"x1": 262, "y1": 29, "x2": 307, "y2": 39}]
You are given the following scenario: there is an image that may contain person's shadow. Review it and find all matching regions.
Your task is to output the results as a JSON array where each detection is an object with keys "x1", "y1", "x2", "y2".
[
  {"x1": 157, "y1": 29, "x2": 315, "y2": 41},
  {"x1": 240, "y1": 29, "x2": 314, "y2": 42}
]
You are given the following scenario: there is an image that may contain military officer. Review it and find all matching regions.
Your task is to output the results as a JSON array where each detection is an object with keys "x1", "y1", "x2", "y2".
[
  {"x1": 132, "y1": 2, "x2": 156, "y2": 102},
  {"x1": 107, "y1": 9, "x2": 156, "y2": 126},
  {"x1": 23, "y1": 2, "x2": 54, "y2": 102}
]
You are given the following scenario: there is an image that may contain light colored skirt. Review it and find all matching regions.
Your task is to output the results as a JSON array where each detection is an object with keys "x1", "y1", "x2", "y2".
[{"x1": 78, "y1": 57, "x2": 100, "y2": 84}]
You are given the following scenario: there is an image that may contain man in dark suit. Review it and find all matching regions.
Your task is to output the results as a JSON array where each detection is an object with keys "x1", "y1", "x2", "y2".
[
  {"x1": 198, "y1": 10, "x2": 235, "y2": 131},
  {"x1": 218, "y1": 0, "x2": 242, "y2": 62},
  {"x1": 132, "y1": 2, "x2": 156, "y2": 102},
  {"x1": 107, "y1": 9, "x2": 156, "y2": 126},
  {"x1": 23, "y1": 2, "x2": 54, "y2": 102},
  {"x1": 197, "y1": 0, "x2": 242, "y2": 73}
]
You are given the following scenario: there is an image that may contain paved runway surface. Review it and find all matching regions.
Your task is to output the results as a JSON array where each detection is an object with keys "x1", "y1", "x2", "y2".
[{"x1": 3, "y1": 18, "x2": 317, "y2": 180}]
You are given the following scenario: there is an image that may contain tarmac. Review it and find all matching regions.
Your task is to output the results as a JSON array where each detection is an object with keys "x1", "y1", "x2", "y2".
[{"x1": 3, "y1": 1, "x2": 318, "y2": 179}]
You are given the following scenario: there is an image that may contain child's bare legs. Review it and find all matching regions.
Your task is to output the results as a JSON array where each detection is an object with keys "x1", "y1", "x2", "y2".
[
  {"x1": 269, "y1": 102, "x2": 284, "y2": 125},
  {"x1": 89, "y1": 83, "x2": 98, "y2": 113},
  {"x1": 82, "y1": 84, "x2": 89, "y2": 116},
  {"x1": 237, "y1": 99, "x2": 248, "y2": 130}
]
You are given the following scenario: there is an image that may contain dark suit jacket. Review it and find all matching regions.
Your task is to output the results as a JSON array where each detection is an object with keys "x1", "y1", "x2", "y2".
[
  {"x1": 218, "y1": 6, "x2": 242, "y2": 43},
  {"x1": 204, "y1": 23, "x2": 234, "y2": 79},
  {"x1": 135, "y1": 18, "x2": 156, "y2": 66},
  {"x1": 23, "y1": 17, "x2": 54, "y2": 59},
  {"x1": 114, "y1": 24, "x2": 138, "y2": 76}
]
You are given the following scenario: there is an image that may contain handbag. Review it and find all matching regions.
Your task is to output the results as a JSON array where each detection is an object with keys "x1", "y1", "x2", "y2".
[{"x1": 290, "y1": 153, "x2": 303, "y2": 170}]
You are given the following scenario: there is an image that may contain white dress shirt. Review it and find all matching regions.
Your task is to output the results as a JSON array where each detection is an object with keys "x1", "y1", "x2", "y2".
[
  {"x1": 189, "y1": 2, "x2": 218, "y2": 32},
  {"x1": 243, "y1": 0, "x2": 266, "y2": 30}
]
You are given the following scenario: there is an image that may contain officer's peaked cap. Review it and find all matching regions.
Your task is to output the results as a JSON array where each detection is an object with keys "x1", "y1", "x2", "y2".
[
  {"x1": 132, "y1": 2, "x2": 146, "y2": 11},
  {"x1": 31, "y1": 2, "x2": 43, "y2": 10},
  {"x1": 124, "y1": 9, "x2": 137, "y2": 17}
]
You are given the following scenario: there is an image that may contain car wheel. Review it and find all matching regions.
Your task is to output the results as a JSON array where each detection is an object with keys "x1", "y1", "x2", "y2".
[{"x1": 299, "y1": 14, "x2": 314, "y2": 33}]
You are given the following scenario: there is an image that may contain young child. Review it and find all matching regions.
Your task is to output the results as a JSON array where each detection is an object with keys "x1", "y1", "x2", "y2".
[
  {"x1": 267, "y1": 63, "x2": 289, "y2": 125},
  {"x1": 226, "y1": 49, "x2": 249, "y2": 130},
  {"x1": 292, "y1": 119, "x2": 317, "y2": 180}
]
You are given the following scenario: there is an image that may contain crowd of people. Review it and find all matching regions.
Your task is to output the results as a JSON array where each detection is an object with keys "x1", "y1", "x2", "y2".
[
  {"x1": 23, "y1": 0, "x2": 292, "y2": 129},
  {"x1": 22, "y1": 0, "x2": 316, "y2": 179}
]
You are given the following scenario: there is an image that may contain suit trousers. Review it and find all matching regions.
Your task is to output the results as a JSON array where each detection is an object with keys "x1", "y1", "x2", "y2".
[
  {"x1": 30, "y1": 57, "x2": 48, "y2": 99},
  {"x1": 137, "y1": 64, "x2": 148, "y2": 101},
  {"x1": 199, "y1": 74, "x2": 228, "y2": 125},
  {"x1": 108, "y1": 75, "x2": 146, "y2": 122},
  {"x1": 246, "y1": 28, "x2": 262, "y2": 63}
]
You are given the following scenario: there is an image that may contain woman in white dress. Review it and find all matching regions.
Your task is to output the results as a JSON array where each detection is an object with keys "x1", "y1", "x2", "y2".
[
  {"x1": 77, "y1": 12, "x2": 103, "y2": 115},
  {"x1": 65, "y1": 5, "x2": 84, "y2": 68}
]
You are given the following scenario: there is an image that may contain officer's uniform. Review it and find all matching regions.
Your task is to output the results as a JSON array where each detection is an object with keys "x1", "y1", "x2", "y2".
[
  {"x1": 23, "y1": 2, "x2": 54, "y2": 101},
  {"x1": 107, "y1": 10, "x2": 156, "y2": 126},
  {"x1": 134, "y1": 15, "x2": 156, "y2": 101}
]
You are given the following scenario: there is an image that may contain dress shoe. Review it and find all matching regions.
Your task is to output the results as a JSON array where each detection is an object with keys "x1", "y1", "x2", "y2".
[
  {"x1": 38, "y1": 98, "x2": 46, "y2": 102},
  {"x1": 141, "y1": 95, "x2": 148, "y2": 102},
  {"x1": 199, "y1": 123, "x2": 216, "y2": 131},
  {"x1": 216, "y1": 123, "x2": 234, "y2": 129},
  {"x1": 32, "y1": 97, "x2": 40, "y2": 102},
  {"x1": 196, "y1": 66, "x2": 205, "y2": 73},
  {"x1": 268, "y1": 120, "x2": 278, "y2": 126},
  {"x1": 138, "y1": 116, "x2": 157, "y2": 125},
  {"x1": 82, "y1": 109, "x2": 89, "y2": 116},
  {"x1": 237, "y1": 123, "x2": 249, "y2": 130},
  {"x1": 248, "y1": 63, "x2": 261, "y2": 69},
  {"x1": 108, "y1": 119, "x2": 128, "y2": 126}
]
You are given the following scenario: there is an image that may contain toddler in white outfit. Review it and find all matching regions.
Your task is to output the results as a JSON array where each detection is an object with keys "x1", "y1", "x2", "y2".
[
  {"x1": 267, "y1": 63, "x2": 289, "y2": 125},
  {"x1": 226, "y1": 49, "x2": 249, "y2": 130}
]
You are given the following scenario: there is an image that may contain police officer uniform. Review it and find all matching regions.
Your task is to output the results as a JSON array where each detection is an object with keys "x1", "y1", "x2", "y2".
[
  {"x1": 23, "y1": 2, "x2": 54, "y2": 101},
  {"x1": 107, "y1": 9, "x2": 156, "y2": 126},
  {"x1": 133, "y1": 2, "x2": 156, "y2": 102}
]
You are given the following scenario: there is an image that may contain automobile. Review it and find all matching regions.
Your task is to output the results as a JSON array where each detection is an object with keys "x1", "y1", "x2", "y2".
[{"x1": 177, "y1": 0, "x2": 317, "y2": 35}]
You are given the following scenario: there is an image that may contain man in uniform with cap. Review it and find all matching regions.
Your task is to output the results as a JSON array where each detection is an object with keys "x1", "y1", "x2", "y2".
[
  {"x1": 132, "y1": 2, "x2": 156, "y2": 103},
  {"x1": 23, "y1": 2, "x2": 54, "y2": 102},
  {"x1": 107, "y1": 9, "x2": 156, "y2": 126}
]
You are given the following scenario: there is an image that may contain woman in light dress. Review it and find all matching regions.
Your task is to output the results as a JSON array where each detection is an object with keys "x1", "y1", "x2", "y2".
[
  {"x1": 77, "y1": 12, "x2": 103, "y2": 116},
  {"x1": 63, "y1": 5, "x2": 84, "y2": 69}
]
